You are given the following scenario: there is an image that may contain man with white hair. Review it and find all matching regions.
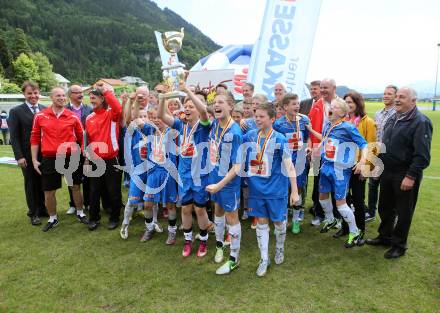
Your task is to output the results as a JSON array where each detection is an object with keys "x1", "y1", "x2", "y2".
[
  {"x1": 308, "y1": 78, "x2": 339, "y2": 226},
  {"x1": 366, "y1": 87, "x2": 432, "y2": 259}
]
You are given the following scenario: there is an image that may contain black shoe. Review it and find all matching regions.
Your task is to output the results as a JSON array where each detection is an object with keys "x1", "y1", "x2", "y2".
[
  {"x1": 107, "y1": 221, "x2": 119, "y2": 230},
  {"x1": 77, "y1": 214, "x2": 89, "y2": 225},
  {"x1": 333, "y1": 228, "x2": 348, "y2": 238},
  {"x1": 42, "y1": 219, "x2": 59, "y2": 232},
  {"x1": 88, "y1": 220, "x2": 100, "y2": 231},
  {"x1": 366, "y1": 236, "x2": 391, "y2": 247},
  {"x1": 30, "y1": 216, "x2": 41, "y2": 226},
  {"x1": 384, "y1": 247, "x2": 406, "y2": 259}
]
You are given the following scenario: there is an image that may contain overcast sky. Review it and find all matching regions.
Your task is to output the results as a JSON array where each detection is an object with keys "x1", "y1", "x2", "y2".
[{"x1": 152, "y1": 0, "x2": 440, "y2": 93}]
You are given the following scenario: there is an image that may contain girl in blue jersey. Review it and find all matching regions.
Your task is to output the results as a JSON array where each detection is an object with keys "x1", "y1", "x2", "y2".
[
  {"x1": 308, "y1": 98, "x2": 368, "y2": 248},
  {"x1": 244, "y1": 103, "x2": 300, "y2": 277},
  {"x1": 240, "y1": 93, "x2": 268, "y2": 229},
  {"x1": 158, "y1": 82, "x2": 212, "y2": 258},
  {"x1": 273, "y1": 94, "x2": 310, "y2": 234},
  {"x1": 205, "y1": 91, "x2": 243, "y2": 275},
  {"x1": 120, "y1": 104, "x2": 153, "y2": 239},
  {"x1": 140, "y1": 106, "x2": 179, "y2": 245}
]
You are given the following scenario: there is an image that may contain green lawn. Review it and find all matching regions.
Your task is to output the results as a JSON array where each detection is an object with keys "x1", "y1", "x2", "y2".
[{"x1": 0, "y1": 104, "x2": 439, "y2": 313}]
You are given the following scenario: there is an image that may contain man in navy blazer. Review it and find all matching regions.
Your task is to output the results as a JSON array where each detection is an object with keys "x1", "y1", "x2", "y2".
[
  {"x1": 8, "y1": 81, "x2": 47, "y2": 225},
  {"x1": 65, "y1": 85, "x2": 93, "y2": 214}
]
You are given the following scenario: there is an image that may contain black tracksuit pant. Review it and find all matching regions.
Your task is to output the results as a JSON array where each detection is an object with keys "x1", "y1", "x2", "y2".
[{"x1": 89, "y1": 158, "x2": 122, "y2": 223}]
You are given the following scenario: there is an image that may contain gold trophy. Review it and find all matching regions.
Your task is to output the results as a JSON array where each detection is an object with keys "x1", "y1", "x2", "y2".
[{"x1": 161, "y1": 28, "x2": 186, "y2": 98}]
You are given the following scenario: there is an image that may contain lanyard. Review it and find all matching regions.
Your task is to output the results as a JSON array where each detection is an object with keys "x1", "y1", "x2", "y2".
[
  {"x1": 285, "y1": 114, "x2": 302, "y2": 141},
  {"x1": 154, "y1": 128, "x2": 168, "y2": 151},
  {"x1": 319, "y1": 119, "x2": 343, "y2": 148},
  {"x1": 182, "y1": 121, "x2": 199, "y2": 147},
  {"x1": 256, "y1": 128, "x2": 274, "y2": 162},
  {"x1": 214, "y1": 117, "x2": 233, "y2": 145}
]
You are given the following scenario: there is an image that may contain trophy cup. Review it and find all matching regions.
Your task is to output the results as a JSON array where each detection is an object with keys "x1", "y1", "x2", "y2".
[{"x1": 161, "y1": 28, "x2": 186, "y2": 99}]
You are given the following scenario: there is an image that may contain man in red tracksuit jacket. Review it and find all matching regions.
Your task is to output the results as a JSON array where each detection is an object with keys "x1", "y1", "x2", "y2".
[
  {"x1": 308, "y1": 78, "x2": 340, "y2": 226},
  {"x1": 85, "y1": 84, "x2": 123, "y2": 231},
  {"x1": 31, "y1": 87, "x2": 87, "y2": 232}
]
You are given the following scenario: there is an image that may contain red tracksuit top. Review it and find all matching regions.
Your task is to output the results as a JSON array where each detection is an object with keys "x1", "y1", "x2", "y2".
[
  {"x1": 85, "y1": 91, "x2": 122, "y2": 160},
  {"x1": 308, "y1": 97, "x2": 325, "y2": 145},
  {"x1": 30, "y1": 107, "x2": 84, "y2": 157}
]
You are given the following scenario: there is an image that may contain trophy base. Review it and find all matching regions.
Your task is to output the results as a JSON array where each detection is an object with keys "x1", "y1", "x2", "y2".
[
  {"x1": 161, "y1": 62, "x2": 186, "y2": 71},
  {"x1": 161, "y1": 91, "x2": 187, "y2": 99}
]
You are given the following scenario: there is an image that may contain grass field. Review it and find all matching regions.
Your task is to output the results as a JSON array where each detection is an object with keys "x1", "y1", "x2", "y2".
[{"x1": 0, "y1": 102, "x2": 439, "y2": 313}]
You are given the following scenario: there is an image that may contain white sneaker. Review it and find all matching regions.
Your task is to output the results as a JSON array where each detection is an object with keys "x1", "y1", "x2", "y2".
[
  {"x1": 214, "y1": 246, "x2": 224, "y2": 263},
  {"x1": 154, "y1": 223, "x2": 163, "y2": 233},
  {"x1": 274, "y1": 248, "x2": 284, "y2": 265},
  {"x1": 120, "y1": 224, "x2": 129, "y2": 240},
  {"x1": 66, "y1": 207, "x2": 76, "y2": 215},
  {"x1": 310, "y1": 216, "x2": 322, "y2": 226},
  {"x1": 256, "y1": 259, "x2": 270, "y2": 277}
]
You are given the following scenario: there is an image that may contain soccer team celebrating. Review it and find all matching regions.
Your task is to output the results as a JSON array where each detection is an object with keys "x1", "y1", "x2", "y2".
[{"x1": 9, "y1": 76, "x2": 433, "y2": 277}]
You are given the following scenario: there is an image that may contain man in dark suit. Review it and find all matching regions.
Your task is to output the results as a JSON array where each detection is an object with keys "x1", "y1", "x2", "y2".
[
  {"x1": 299, "y1": 80, "x2": 321, "y2": 115},
  {"x1": 65, "y1": 84, "x2": 93, "y2": 214},
  {"x1": 8, "y1": 81, "x2": 47, "y2": 225}
]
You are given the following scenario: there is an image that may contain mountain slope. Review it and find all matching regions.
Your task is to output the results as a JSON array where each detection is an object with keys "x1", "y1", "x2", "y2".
[{"x1": 0, "y1": 0, "x2": 220, "y2": 84}]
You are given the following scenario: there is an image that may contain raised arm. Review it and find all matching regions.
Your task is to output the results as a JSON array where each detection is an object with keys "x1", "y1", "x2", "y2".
[
  {"x1": 179, "y1": 81, "x2": 208, "y2": 122},
  {"x1": 157, "y1": 95, "x2": 175, "y2": 127}
]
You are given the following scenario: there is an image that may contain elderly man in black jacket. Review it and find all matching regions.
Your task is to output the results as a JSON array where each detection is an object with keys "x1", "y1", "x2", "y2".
[
  {"x1": 8, "y1": 81, "x2": 47, "y2": 225},
  {"x1": 366, "y1": 87, "x2": 432, "y2": 259}
]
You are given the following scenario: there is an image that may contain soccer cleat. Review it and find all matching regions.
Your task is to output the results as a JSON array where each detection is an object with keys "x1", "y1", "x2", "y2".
[
  {"x1": 66, "y1": 206, "x2": 76, "y2": 215},
  {"x1": 76, "y1": 214, "x2": 89, "y2": 225},
  {"x1": 241, "y1": 210, "x2": 249, "y2": 220},
  {"x1": 274, "y1": 248, "x2": 284, "y2": 265},
  {"x1": 154, "y1": 222, "x2": 163, "y2": 233},
  {"x1": 251, "y1": 217, "x2": 258, "y2": 229},
  {"x1": 256, "y1": 259, "x2": 270, "y2": 277},
  {"x1": 140, "y1": 229, "x2": 154, "y2": 242},
  {"x1": 182, "y1": 240, "x2": 192, "y2": 257},
  {"x1": 196, "y1": 241, "x2": 208, "y2": 257},
  {"x1": 310, "y1": 216, "x2": 323, "y2": 226},
  {"x1": 166, "y1": 231, "x2": 176, "y2": 245},
  {"x1": 224, "y1": 233, "x2": 231, "y2": 246},
  {"x1": 120, "y1": 224, "x2": 129, "y2": 240},
  {"x1": 42, "y1": 219, "x2": 59, "y2": 232},
  {"x1": 345, "y1": 230, "x2": 362, "y2": 248},
  {"x1": 291, "y1": 220, "x2": 301, "y2": 234},
  {"x1": 214, "y1": 246, "x2": 225, "y2": 263},
  {"x1": 216, "y1": 260, "x2": 240, "y2": 275},
  {"x1": 299, "y1": 209, "x2": 305, "y2": 221},
  {"x1": 320, "y1": 219, "x2": 338, "y2": 233}
]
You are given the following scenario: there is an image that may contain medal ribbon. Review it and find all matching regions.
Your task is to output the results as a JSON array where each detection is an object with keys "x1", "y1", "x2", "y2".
[
  {"x1": 319, "y1": 119, "x2": 343, "y2": 148},
  {"x1": 256, "y1": 128, "x2": 274, "y2": 162},
  {"x1": 182, "y1": 120, "x2": 199, "y2": 150}
]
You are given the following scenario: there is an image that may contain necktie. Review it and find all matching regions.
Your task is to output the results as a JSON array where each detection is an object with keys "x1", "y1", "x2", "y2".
[{"x1": 31, "y1": 105, "x2": 37, "y2": 114}]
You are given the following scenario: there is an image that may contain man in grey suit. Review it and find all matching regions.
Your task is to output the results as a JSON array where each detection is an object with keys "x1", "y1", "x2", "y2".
[
  {"x1": 8, "y1": 81, "x2": 47, "y2": 225},
  {"x1": 65, "y1": 85, "x2": 93, "y2": 214}
]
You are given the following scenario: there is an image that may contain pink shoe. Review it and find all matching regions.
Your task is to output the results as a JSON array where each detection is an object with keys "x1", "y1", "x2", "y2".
[
  {"x1": 182, "y1": 240, "x2": 192, "y2": 257},
  {"x1": 196, "y1": 241, "x2": 208, "y2": 258}
]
